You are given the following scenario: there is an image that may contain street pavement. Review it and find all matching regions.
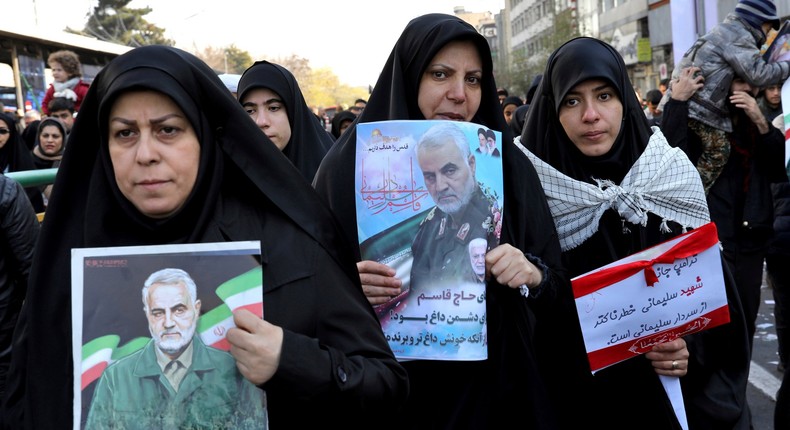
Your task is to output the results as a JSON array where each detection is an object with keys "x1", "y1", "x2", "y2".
[{"x1": 746, "y1": 270, "x2": 783, "y2": 429}]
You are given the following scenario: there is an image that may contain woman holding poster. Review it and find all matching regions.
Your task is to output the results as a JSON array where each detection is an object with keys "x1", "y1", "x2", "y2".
[
  {"x1": 314, "y1": 13, "x2": 567, "y2": 429},
  {"x1": 2, "y1": 46, "x2": 408, "y2": 429},
  {"x1": 517, "y1": 37, "x2": 752, "y2": 429}
]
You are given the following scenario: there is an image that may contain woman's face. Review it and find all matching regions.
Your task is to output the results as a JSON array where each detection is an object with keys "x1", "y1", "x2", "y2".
[
  {"x1": 38, "y1": 124, "x2": 63, "y2": 156},
  {"x1": 503, "y1": 103, "x2": 518, "y2": 124},
  {"x1": 240, "y1": 87, "x2": 292, "y2": 151},
  {"x1": 339, "y1": 119, "x2": 352, "y2": 136},
  {"x1": 558, "y1": 79, "x2": 623, "y2": 157},
  {"x1": 418, "y1": 40, "x2": 482, "y2": 121},
  {"x1": 0, "y1": 122, "x2": 10, "y2": 149},
  {"x1": 50, "y1": 61, "x2": 68, "y2": 83},
  {"x1": 108, "y1": 90, "x2": 200, "y2": 219}
]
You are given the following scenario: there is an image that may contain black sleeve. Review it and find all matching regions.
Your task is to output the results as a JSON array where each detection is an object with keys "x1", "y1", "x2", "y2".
[
  {"x1": 1, "y1": 180, "x2": 40, "y2": 281},
  {"x1": 660, "y1": 98, "x2": 694, "y2": 159}
]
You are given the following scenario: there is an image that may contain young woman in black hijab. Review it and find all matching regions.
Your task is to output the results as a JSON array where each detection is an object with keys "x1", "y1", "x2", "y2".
[
  {"x1": 236, "y1": 61, "x2": 333, "y2": 182},
  {"x1": 314, "y1": 13, "x2": 566, "y2": 429},
  {"x1": 0, "y1": 113, "x2": 45, "y2": 213},
  {"x1": 518, "y1": 37, "x2": 751, "y2": 429},
  {"x1": 2, "y1": 45, "x2": 407, "y2": 429}
]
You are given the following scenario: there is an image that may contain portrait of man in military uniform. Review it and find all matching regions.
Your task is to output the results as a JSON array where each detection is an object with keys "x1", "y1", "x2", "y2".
[
  {"x1": 410, "y1": 122, "x2": 498, "y2": 294},
  {"x1": 84, "y1": 268, "x2": 267, "y2": 429}
]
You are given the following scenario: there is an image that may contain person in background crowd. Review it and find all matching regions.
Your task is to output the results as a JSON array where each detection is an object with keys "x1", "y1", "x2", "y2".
[
  {"x1": 237, "y1": 61, "x2": 334, "y2": 182},
  {"x1": 519, "y1": 36, "x2": 752, "y2": 430},
  {"x1": 0, "y1": 174, "x2": 39, "y2": 411},
  {"x1": 496, "y1": 87, "x2": 508, "y2": 104},
  {"x1": 508, "y1": 75, "x2": 544, "y2": 137},
  {"x1": 19, "y1": 120, "x2": 39, "y2": 152},
  {"x1": 2, "y1": 45, "x2": 407, "y2": 430},
  {"x1": 217, "y1": 73, "x2": 241, "y2": 98},
  {"x1": 659, "y1": 77, "x2": 671, "y2": 95},
  {"x1": 644, "y1": 88, "x2": 664, "y2": 126},
  {"x1": 0, "y1": 113, "x2": 44, "y2": 213},
  {"x1": 502, "y1": 95, "x2": 523, "y2": 126},
  {"x1": 758, "y1": 82, "x2": 783, "y2": 122},
  {"x1": 668, "y1": 0, "x2": 789, "y2": 194},
  {"x1": 21, "y1": 111, "x2": 39, "y2": 130},
  {"x1": 331, "y1": 110, "x2": 357, "y2": 140},
  {"x1": 666, "y1": 66, "x2": 787, "y2": 355},
  {"x1": 348, "y1": 98, "x2": 367, "y2": 116},
  {"x1": 663, "y1": 63, "x2": 786, "y2": 358},
  {"x1": 46, "y1": 98, "x2": 75, "y2": 134},
  {"x1": 314, "y1": 13, "x2": 566, "y2": 429},
  {"x1": 30, "y1": 117, "x2": 65, "y2": 169},
  {"x1": 525, "y1": 75, "x2": 543, "y2": 106},
  {"x1": 30, "y1": 117, "x2": 65, "y2": 204},
  {"x1": 42, "y1": 50, "x2": 89, "y2": 115}
]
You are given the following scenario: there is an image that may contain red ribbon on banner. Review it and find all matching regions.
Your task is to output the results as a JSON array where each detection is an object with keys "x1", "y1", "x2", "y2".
[{"x1": 572, "y1": 222, "x2": 719, "y2": 299}]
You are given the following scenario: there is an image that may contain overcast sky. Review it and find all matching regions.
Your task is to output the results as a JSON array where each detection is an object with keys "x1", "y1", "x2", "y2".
[{"x1": 21, "y1": 0, "x2": 504, "y2": 87}]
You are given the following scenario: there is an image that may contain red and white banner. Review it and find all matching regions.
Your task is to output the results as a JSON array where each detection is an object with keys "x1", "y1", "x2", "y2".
[{"x1": 572, "y1": 222, "x2": 729, "y2": 373}]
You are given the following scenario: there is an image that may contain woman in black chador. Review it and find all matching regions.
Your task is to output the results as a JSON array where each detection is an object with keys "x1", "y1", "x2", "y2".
[
  {"x1": 313, "y1": 13, "x2": 567, "y2": 429},
  {"x1": 237, "y1": 60, "x2": 333, "y2": 182},
  {"x1": 518, "y1": 37, "x2": 752, "y2": 430},
  {"x1": 2, "y1": 45, "x2": 407, "y2": 429}
]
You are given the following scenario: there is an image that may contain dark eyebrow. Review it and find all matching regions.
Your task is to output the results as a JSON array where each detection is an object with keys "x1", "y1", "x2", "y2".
[
  {"x1": 565, "y1": 83, "x2": 614, "y2": 97},
  {"x1": 242, "y1": 98, "x2": 283, "y2": 108},
  {"x1": 427, "y1": 62, "x2": 482, "y2": 75},
  {"x1": 440, "y1": 162, "x2": 459, "y2": 173},
  {"x1": 109, "y1": 113, "x2": 183, "y2": 126}
]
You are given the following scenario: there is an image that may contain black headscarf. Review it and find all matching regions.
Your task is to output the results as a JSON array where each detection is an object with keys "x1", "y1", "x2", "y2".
[
  {"x1": 507, "y1": 103, "x2": 530, "y2": 137},
  {"x1": 521, "y1": 37, "x2": 653, "y2": 185},
  {"x1": 313, "y1": 13, "x2": 564, "y2": 429},
  {"x1": 501, "y1": 95, "x2": 523, "y2": 110},
  {"x1": 525, "y1": 74, "x2": 542, "y2": 105},
  {"x1": 31, "y1": 117, "x2": 66, "y2": 169},
  {"x1": 3, "y1": 45, "x2": 363, "y2": 428},
  {"x1": 330, "y1": 110, "x2": 357, "y2": 140},
  {"x1": 0, "y1": 113, "x2": 45, "y2": 212},
  {"x1": 314, "y1": 13, "x2": 510, "y2": 253},
  {"x1": 237, "y1": 61, "x2": 332, "y2": 182},
  {"x1": 0, "y1": 114, "x2": 38, "y2": 175}
]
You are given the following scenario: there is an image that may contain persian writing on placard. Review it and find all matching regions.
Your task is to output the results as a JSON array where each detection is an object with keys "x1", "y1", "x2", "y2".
[
  {"x1": 572, "y1": 222, "x2": 729, "y2": 373},
  {"x1": 355, "y1": 120, "x2": 504, "y2": 360}
]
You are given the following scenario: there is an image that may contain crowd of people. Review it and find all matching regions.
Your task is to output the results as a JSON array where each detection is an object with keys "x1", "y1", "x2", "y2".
[{"x1": 0, "y1": 0, "x2": 786, "y2": 428}]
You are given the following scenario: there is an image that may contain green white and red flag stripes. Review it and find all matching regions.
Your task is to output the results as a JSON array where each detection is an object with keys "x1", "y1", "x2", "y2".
[
  {"x1": 215, "y1": 267, "x2": 263, "y2": 318},
  {"x1": 81, "y1": 335, "x2": 148, "y2": 390}
]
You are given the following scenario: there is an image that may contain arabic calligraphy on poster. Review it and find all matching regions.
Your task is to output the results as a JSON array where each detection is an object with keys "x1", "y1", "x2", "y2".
[
  {"x1": 573, "y1": 224, "x2": 730, "y2": 373},
  {"x1": 354, "y1": 120, "x2": 504, "y2": 360},
  {"x1": 383, "y1": 281, "x2": 487, "y2": 360}
]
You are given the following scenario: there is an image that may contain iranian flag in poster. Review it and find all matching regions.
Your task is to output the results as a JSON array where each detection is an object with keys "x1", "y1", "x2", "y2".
[
  {"x1": 80, "y1": 335, "x2": 148, "y2": 390},
  {"x1": 79, "y1": 265, "x2": 263, "y2": 387},
  {"x1": 215, "y1": 266, "x2": 263, "y2": 317}
]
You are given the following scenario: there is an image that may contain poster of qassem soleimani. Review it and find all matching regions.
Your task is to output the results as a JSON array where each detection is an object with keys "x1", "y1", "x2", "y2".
[
  {"x1": 72, "y1": 241, "x2": 268, "y2": 430},
  {"x1": 355, "y1": 120, "x2": 504, "y2": 361}
]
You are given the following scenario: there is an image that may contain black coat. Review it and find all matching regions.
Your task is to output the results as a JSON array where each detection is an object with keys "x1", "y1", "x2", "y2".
[
  {"x1": 662, "y1": 98, "x2": 787, "y2": 252},
  {"x1": 770, "y1": 181, "x2": 790, "y2": 256},
  {"x1": 0, "y1": 175, "x2": 39, "y2": 398}
]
